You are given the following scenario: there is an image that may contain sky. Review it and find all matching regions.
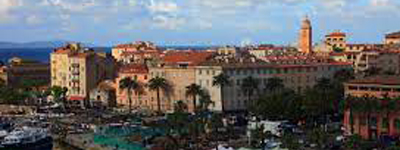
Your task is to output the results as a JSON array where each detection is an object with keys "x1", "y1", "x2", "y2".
[{"x1": 0, "y1": 0, "x2": 399, "y2": 46}]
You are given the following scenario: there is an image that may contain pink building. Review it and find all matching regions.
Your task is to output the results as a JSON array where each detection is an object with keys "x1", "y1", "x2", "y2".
[
  {"x1": 343, "y1": 76, "x2": 400, "y2": 139},
  {"x1": 116, "y1": 64, "x2": 151, "y2": 109}
]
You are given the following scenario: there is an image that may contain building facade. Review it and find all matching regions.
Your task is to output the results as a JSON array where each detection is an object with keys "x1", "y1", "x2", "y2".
[
  {"x1": 50, "y1": 44, "x2": 115, "y2": 106},
  {"x1": 325, "y1": 32, "x2": 347, "y2": 52},
  {"x1": 199, "y1": 55, "x2": 352, "y2": 111},
  {"x1": 116, "y1": 64, "x2": 151, "y2": 110},
  {"x1": 0, "y1": 57, "x2": 50, "y2": 88},
  {"x1": 343, "y1": 76, "x2": 400, "y2": 139},
  {"x1": 111, "y1": 41, "x2": 160, "y2": 63},
  {"x1": 385, "y1": 31, "x2": 400, "y2": 45}
]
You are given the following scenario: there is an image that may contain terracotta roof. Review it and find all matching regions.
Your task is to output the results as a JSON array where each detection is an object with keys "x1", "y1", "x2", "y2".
[
  {"x1": 163, "y1": 51, "x2": 214, "y2": 66},
  {"x1": 53, "y1": 48, "x2": 70, "y2": 54},
  {"x1": 386, "y1": 31, "x2": 400, "y2": 38},
  {"x1": 120, "y1": 51, "x2": 161, "y2": 56},
  {"x1": 326, "y1": 32, "x2": 346, "y2": 37},
  {"x1": 221, "y1": 61, "x2": 352, "y2": 69},
  {"x1": 346, "y1": 76, "x2": 400, "y2": 86},
  {"x1": 119, "y1": 64, "x2": 148, "y2": 74}
]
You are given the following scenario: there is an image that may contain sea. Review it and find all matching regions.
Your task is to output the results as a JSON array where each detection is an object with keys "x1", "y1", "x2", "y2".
[
  {"x1": 0, "y1": 46, "x2": 212, "y2": 63},
  {"x1": 0, "y1": 48, "x2": 111, "y2": 63}
]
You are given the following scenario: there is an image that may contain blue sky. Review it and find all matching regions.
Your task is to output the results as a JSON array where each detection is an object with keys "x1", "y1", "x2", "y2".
[{"x1": 0, "y1": 0, "x2": 399, "y2": 46}]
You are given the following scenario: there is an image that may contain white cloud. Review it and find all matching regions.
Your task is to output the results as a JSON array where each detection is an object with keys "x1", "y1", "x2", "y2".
[
  {"x1": 26, "y1": 15, "x2": 42, "y2": 25},
  {"x1": 44, "y1": 0, "x2": 96, "y2": 12},
  {"x1": 0, "y1": 0, "x2": 23, "y2": 23},
  {"x1": 147, "y1": 0, "x2": 179, "y2": 13},
  {"x1": 152, "y1": 15, "x2": 185, "y2": 30}
]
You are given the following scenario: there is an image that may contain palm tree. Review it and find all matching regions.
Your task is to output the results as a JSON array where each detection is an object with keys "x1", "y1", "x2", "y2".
[
  {"x1": 148, "y1": 76, "x2": 169, "y2": 112},
  {"x1": 49, "y1": 86, "x2": 68, "y2": 111},
  {"x1": 241, "y1": 76, "x2": 259, "y2": 103},
  {"x1": 174, "y1": 100, "x2": 188, "y2": 113},
  {"x1": 264, "y1": 77, "x2": 284, "y2": 92},
  {"x1": 185, "y1": 83, "x2": 202, "y2": 113},
  {"x1": 198, "y1": 90, "x2": 214, "y2": 112},
  {"x1": 212, "y1": 73, "x2": 231, "y2": 112},
  {"x1": 119, "y1": 77, "x2": 139, "y2": 113},
  {"x1": 360, "y1": 95, "x2": 380, "y2": 139}
]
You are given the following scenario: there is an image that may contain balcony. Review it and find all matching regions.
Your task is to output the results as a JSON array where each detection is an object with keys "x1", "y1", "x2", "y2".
[
  {"x1": 71, "y1": 63, "x2": 80, "y2": 68},
  {"x1": 72, "y1": 70, "x2": 80, "y2": 75}
]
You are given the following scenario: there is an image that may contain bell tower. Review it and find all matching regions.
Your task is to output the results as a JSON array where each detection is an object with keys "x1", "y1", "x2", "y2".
[{"x1": 299, "y1": 16, "x2": 312, "y2": 54}]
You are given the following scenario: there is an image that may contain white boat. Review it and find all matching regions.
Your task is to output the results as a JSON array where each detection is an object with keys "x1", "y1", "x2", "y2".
[{"x1": 1, "y1": 126, "x2": 52, "y2": 150}]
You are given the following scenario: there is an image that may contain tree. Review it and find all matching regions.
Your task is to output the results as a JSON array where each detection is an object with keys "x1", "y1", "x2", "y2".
[
  {"x1": 333, "y1": 69, "x2": 355, "y2": 83},
  {"x1": 359, "y1": 95, "x2": 380, "y2": 139},
  {"x1": 251, "y1": 88, "x2": 300, "y2": 121},
  {"x1": 119, "y1": 77, "x2": 139, "y2": 113},
  {"x1": 212, "y1": 73, "x2": 231, "y2": 112},
  {"x1": 241, "y1": 76, "x2": 259, "y2": 103},
  {"x1": 344, "y1": 134, "x2": 363, "y2": 150},
  {"x1": 174, "y1": 100, "x2": 188, "y2": 113},
  {"x1": 198, "y1": 90, "x2": 214, "y2": 112},
  {"x1": 185, "y1": 83, "x2": 203, "y2": 113},
  {"x1": 50, "y1": 86, "x2": 68, "y2": 103},
  {"x1": 148, "y1": 76, "x2": 169, "y2": 113},
  {"x1": 264, "y1": 77, "x2": 284, "y2": 92}
]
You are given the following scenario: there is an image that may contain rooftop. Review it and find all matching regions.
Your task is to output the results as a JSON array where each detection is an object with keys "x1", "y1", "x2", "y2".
[
  {"x1": 162, "y1": 51, "x2": 214, "y2": 66},
  {"x1": 346, "y1": 76, "x2": 400, "y2": 86},
  {"x1": 326, "y1": 32, "x2": 346, "y2": 37},
  {"x1": 119, "y1": 64, "x2": 148, "y2": 74},
  {"x1": 386, "y1": 31, "x2": 400, "y2": 38}
]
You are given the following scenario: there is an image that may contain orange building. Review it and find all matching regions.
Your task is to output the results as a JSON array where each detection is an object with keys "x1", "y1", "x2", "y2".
[
  {"x1": 385, "y1": 31, "x2": 400, "y2": 45},
  {"x1": 298, "y1": 16, "x2": 312, "y2": 54},
  {"x1": 149, "y1": 51, "x2": 214, "y2": 113},
  {"x1": 343, "y1": 76, "x2": 400, "y2": 139},
  {"x1": 112, "y1": 41, "x2": 161, "y2": 63},
  {"x1": 116, "y1": 64, "x2": 151, "y2": 109},
  {"x1": 325, "y1": 32, "x2": 346, "y2": 52}
]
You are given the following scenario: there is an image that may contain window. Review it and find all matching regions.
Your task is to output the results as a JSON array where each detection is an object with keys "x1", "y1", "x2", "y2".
[
  {"x1": 199, "y1": 70, "x2": 202, "y2": 75},
  {"x1": 349, "y1": 86, "x2": 358, "y2": 90},
  {"x1": 395, "y1": 119, "x2": 400, "y2": 130},
  {"x1": 237, "y1": 79, "x2": 241, "y2": 86},
  {"x1": 360, "y1": 116, "x2": 367, "y2": 125},
  {"x1": 370, "y1": 117, "x2": 377, "y2": 127},
  {"x1": 382, "y1": 118, "x2": 389, "y2": 129}
]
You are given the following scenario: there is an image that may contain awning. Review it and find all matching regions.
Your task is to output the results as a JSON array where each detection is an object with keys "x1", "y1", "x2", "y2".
[{"x1": 68, "y1": 96, "x2": 85, "y2": 101}]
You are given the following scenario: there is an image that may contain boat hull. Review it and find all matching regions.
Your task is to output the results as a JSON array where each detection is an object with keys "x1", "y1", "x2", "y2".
[{"x1": 0, "y1": 136, "x2": 53, "y2": 150}]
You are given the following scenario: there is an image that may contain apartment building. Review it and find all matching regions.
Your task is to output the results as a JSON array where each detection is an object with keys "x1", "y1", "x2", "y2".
[
  {"x1": 0, "y1": 57, "x2": 50, "y2": 88},
  {"x1": 385, "y1": 31, "x2": 400, "y2": 45},
  {"x1": 111, "y1": 41, "x2": 161, "y2": 63},
  {"x1": 198, "y1": 55, "x2": 352, "y2": 111},
  {"x1": 343, "y1": 76, "x2": 400, "y2": 139},
  {"x1": 148, "y1": 51, "x2": 214, "y2": 113},
  {"x1": 116, "y1": 64, "x2": 151, "y2": 109},
  {"x1": 50, "y1": 44, "x2": 115, "y2": 106}
]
